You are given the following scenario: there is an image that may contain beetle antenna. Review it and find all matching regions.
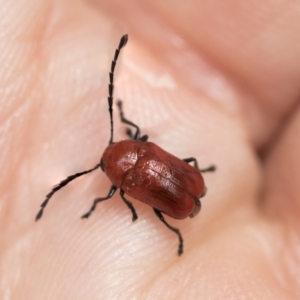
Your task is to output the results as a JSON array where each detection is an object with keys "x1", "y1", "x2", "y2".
[
  {"x1": 108, "y1": 34, "x2": 128, "y2": 144},
  {"x1": 35, "y1": 162, "x2": 101, "y2": 221}
]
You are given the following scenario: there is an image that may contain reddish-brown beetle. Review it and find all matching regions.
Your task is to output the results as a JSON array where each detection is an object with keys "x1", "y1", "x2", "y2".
[{"x1": 36, "y1": 34, "x2": 215, "y2": 255}]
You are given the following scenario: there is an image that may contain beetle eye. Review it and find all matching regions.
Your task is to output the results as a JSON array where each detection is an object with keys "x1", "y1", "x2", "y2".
[{"x1": 100, "y1": 158, "x2": 105, "y2": 172}]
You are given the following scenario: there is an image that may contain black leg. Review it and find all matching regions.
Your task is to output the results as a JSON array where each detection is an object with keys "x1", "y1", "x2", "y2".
[
  {"x1": 153, "y1": 208, "x2": 183, "y2": 256},
  {"x1": 120, "y1": 190, "x2": 138, "y2": 222},
  {"x1": 35, "y1": 162, "x2": 102, "y2": 221},
  {"x1": 126, "y1": 128, "x2": 134, "y2": 139},
  {"x1": 81, "y1": 186, "x2": 117, "y2": 219},
  {"x1": 199, "y1": 165, "x2": 216, "y2": 172},
  {"x1": 189, "y1": 198, "x2": 201, "y2": 218},
  {"x1": 117, "y1": 100, "x2": 141, "y2": 140},
  {"x1": 126, "y1": 128, "x2": 148, "y2": 142},
  {"x1": 140, "y1": 135, "x2": 148, "y2": 142},
  {"x1": 183, "y1": 157, "x2": 216, "y2": 173}
]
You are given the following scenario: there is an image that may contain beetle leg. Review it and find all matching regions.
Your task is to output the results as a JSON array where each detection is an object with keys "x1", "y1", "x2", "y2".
[
  {"x1": 200, "y1": 165, "x2": 216, "y2": 172},
  {"x1": 81, "y1": 186, "x2": 117, "y2": 219},
  {"x1": 140, "y1": 135, "x2": 148, "y2": 142},
  {"x1": 117, "y1": 100, "x2": 141, "y2": 140},
  {"x1": 183, "y1": 157, "x2": 216, "y2": 173},
  {"x1": 126, "y1": 128, "x2": 134, "y2": 139},
  {"x1": 200, "y1": 186, "x2": 207, "y2": 197},
  {"x1": 189, "y1": 198, "x2": 201, "y2": 218},
  {"x1": 153, "y1": 208, "x2": 183, "y2": 256},
  {"x1": 35, "y1": 162, "x2": 102, "y2": 221},
  {"x1": 119, "y1": 190, "x2": 138, "y2": 222}
]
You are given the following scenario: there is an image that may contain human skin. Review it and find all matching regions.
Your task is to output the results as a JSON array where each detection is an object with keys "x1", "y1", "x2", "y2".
[{"x1": 1, "y1": 0, "x2": 300, "y2": 299}]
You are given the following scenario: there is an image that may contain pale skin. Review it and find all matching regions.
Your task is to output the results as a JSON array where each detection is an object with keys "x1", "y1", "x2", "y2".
[{"x1": 1, "y1": 0, "x2": 300, "y2": 299}]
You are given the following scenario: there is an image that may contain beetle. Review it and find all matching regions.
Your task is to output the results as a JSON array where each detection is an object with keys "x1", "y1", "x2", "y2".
[{"x1": 36, "y1": 34, "x2": 215, "y2": 255}]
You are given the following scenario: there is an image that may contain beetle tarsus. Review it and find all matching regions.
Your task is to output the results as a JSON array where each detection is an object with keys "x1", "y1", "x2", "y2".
[
  {"x1": 184, "y1": 158, "x2": 216, "y2": 174},
  {"x1": 200, "y1": 165, "x2": 216, "y2": 173},
  {"x1": 153, "y1": 208, "x2": 184, "y2": 256}
]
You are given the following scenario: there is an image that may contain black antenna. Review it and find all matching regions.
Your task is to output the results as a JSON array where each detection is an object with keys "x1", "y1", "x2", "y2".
[
  {"x1": 35, "y1": 35, "x2": 129, "y2": 222},
  {"x1": 108, "y1": 34, "x2": 128, "y2": 144},
  {"x1": 35, "y1": 163, "x2": 101, "y2": 221}
]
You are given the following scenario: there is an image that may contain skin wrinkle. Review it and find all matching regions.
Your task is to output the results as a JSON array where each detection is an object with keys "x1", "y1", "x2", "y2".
[{"x1": 1, "y1": 0, "x2": 300, "y2": 299}]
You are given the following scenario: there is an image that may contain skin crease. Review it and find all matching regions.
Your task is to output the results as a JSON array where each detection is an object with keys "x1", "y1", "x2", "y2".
[{"x1": 1, "y1": 0, "x2": 300, "y2": 299}]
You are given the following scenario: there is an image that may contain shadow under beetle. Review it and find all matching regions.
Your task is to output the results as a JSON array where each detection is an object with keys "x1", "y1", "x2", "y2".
[{"x1": 36, "y1": 34, "x2": 216, "y2": 256}]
